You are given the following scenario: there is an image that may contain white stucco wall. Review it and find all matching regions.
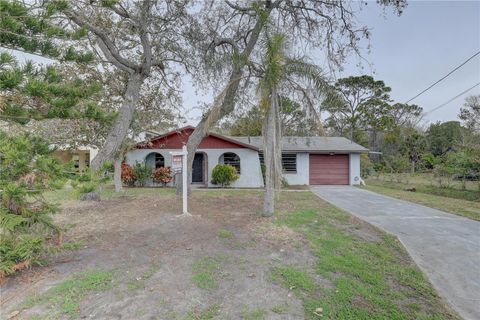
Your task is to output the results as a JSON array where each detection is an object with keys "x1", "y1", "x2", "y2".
[
  {"x1": 125, "y1": 148, "x2": 264, "y2": 188},
  {"x1": 349, "y1": 153, "x2": 361, "y2": 185},
  {"x1": 125, "y1": 148, "x2": 362, "y2": 187},
  {"x1": 204, "y1": 149, "x2": 264, "y2": 188},
  {"x1": 282, "y1": 152, "x2": 309, "y2": 185}
]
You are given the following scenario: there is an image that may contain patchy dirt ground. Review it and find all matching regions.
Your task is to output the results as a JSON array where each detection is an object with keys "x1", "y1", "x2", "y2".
[
  {"x1": 1, "y1": 191, "x2": 316, "y2": 319},
  {"x1": 1, "y1": 189, "x2": 460, "y2": 320}
]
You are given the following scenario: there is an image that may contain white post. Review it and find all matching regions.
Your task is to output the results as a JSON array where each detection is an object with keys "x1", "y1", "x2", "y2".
[
  {"x1": 182, "y1": 145, "x2": 188, "y2": 214},
  {"x1": 169, "y1": 146, "x2": 190, "y2": 216}
]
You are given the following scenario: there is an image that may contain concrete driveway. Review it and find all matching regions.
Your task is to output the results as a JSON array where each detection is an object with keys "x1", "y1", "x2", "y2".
[{"x1": 310, "y1": 186, "x2": 480, "y2": 320}]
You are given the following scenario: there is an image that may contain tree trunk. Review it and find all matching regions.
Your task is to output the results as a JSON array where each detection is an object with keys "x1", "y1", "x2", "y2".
[
  {"x1": 411, "y1": 160, "x2": 415, "y2": 174},
  {"x1": 176, "y1": 6, "x2": 272, "y2": 196},
  {"x1": 114, "y1": 156, "x2": 123, "y2": 193},
  {"x1": 177, "y1": 69, "x2": 243, "y2": 195},
  {"x1": 262, "y1": 90, "x2": 282, "y2": 217},
  {"x1": 91, "y1": 73, "x2": 145, "y2": 171}
]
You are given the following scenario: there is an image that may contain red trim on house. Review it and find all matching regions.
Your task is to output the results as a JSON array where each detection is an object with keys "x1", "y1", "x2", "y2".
[{"x1": 136, "y1": 126, "x2": 258, "y2": 150}]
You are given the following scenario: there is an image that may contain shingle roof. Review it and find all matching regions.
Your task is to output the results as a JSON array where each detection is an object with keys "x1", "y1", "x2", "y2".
[{"x1": 229, "y1": 136, "x2": 368, "y2": 153}]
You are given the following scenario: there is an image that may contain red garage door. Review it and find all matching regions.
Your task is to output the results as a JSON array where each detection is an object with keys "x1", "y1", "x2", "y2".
[{"x1": 309, "y1": 154, "x2": 349, "y2": 185}]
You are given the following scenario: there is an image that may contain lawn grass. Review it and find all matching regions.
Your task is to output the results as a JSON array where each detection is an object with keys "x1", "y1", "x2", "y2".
[
  {"x1": 367, "y1": 174, "x2": 479, "y2": 202},
  {"x1": 241, "y1": 307, "x2": 267, "y2": 320},
  {"x1": 363, "y1": 181, "x2": 480, "y2": 221},
  {"x1": 270, "y1": 265, "x2": 316, "y2": 293},
  {"x1": 43, "y1": 183, "x2": 175, "y2": 203},
  {"x1": 273, "y1": 191, "x2": 460, "y2": 320},
  {"x1": 217, "y1": 228, "x2": 234, "y2": 239},
  {"x1": 191, "y1": 255, "x2": 228, "y2": 291},
  {"x1": 23, "y1": 269, "x2": 116, "y2": 319},
  {"x1": 370, "y1": 173, "x2": 478, "y2": 191},
  {"x1": 30, "y1": 188, "x2": 461, "y2": 319}
]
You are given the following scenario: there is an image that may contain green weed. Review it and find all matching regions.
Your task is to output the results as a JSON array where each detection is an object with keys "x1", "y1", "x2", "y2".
[
  {"x1": 183, "y1": 304, "x2": 220, "y2": 320},
  {"x1": 217, "y1": 229, "x2": 234, "y2": 239},
  {"x1": 270, "y1": 265, "x2": 315, "y2": 293},
  {"x1": 22, "y1": 269, "x2": 116, "y2": 319},
  {"x1": 192, "y1": 255, "x2": 228, "y2": 290}
]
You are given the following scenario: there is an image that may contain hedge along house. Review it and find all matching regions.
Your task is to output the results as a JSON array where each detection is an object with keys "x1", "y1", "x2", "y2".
[{"x1": 125, "y1": 126, "x2": 368, "y2": 188}]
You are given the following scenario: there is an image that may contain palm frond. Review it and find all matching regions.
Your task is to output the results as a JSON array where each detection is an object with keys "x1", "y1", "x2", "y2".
[{"x1": 284, "y1": 58, "x2": 333, "y2": 96}]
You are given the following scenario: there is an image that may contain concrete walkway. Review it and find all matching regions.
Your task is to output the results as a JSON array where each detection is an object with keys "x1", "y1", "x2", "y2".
[{"x1": 310, "y1": 186, "x2": 480, "y2": 320}]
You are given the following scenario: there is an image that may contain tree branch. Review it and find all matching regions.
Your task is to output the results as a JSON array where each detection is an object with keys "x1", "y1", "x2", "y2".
[{"x1": 63, "y1": 9, "x2": 138, "y2": 73}]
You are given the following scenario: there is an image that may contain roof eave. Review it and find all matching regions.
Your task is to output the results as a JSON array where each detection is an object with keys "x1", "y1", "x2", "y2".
[
  {"x1": 136, "y1": 126, "x2": 259, "y2": 151},
  {"x1": 255, "y1": 148, "x2": 369, "y2": 153},
  {"x1": 207, "y1": 132, "x2": 259, "y2": 151}
]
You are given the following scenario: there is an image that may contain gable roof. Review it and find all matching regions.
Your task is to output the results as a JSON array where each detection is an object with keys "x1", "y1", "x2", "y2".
[
  {"x1": 230, "y1": 136, "x2": 369, "y2": 153},
  {"x1": 137, "y1": 126, "x2": 259, "y2": 150},
  {"x1": 138, "y1": 126, "x2": 368, "y2": 153}
]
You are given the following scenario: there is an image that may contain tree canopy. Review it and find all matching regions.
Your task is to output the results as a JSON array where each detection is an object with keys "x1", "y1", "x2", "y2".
[{"x1": 459, "y1": 94, "x2": 480, "y2": 133}]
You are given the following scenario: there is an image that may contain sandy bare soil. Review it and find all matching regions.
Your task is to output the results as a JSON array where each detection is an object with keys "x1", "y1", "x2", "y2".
[{"x1": 1, "y1": 191, "x2": 317, "y2": 319}]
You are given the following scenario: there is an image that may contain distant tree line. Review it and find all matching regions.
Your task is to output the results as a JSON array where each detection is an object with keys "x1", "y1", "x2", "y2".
[{"x1": 221, "y1": 75, "x2": 479, "y2": 190}]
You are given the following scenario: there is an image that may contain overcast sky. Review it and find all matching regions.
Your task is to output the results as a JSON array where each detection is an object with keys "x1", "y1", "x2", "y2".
[
  {"x1": 181, "y1": 1, "x2": 480, "y2": 126},
  {"x1": 338, "y1": 0, "x2": 480, "y2": 124},
  {"x1": 9, "y1": 1, "x2": 480, "y2": 126}
]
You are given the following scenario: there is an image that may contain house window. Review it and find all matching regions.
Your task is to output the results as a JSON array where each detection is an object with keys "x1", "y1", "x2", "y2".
[
  {"x1": 72, "y1": 153, "x2": 80, "y2": 169},
  {"x1": 259, "y1": 152, "x2": 297, "y2": 173},
  {"x1": 155, "y1": 153, "x2": 165, "y2": 168},
  {"x1": 220, "y1": 152, "x2": 240, "y2": 174},
  {"x1": 282, "y1": 153, "x2": 297, "y2": 173},
  {"x1": 259, "y1": 152, "x2": 264, "y2": 165},
  {"x1": 145, "y1": 152, "x2": 165, "y2": 170}
]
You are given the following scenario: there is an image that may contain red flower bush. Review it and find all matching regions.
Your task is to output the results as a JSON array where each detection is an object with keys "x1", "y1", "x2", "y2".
[
  {"x1": 121, "y1": 163, "x2": 136, "y2": 186},
  {"x1": 152, "y1": 166, "x2": 173, "y2": 187}
]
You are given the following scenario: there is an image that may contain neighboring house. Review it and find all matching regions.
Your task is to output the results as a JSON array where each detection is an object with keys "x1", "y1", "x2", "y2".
[
  {"x1": 53, "y1": 146, "x2": 98, "y2": 172},
  {"x1": 125, "y1": 126, "x2": 368, "y2": 187},
  {"x1": 51, "y1": 129, "x2": 161, "y2": 171}
]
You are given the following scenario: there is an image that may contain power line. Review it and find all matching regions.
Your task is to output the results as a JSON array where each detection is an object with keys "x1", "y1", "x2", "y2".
[
  {"x1": 405, "y1": 51, "x2": 480, "y2": 103},
  {"x1": 423, "y1": 82, "x2": 480, "y2": 115}
]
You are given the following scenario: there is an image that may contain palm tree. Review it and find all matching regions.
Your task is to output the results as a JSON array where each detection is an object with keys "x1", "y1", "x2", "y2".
[{"x1": 258, "y1": 33, "x2": 331, "y2": 216}]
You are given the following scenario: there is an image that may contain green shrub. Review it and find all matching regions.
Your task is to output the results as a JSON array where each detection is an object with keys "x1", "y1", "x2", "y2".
[
  {"x1": 260, "y1": 163, "x2": 266, "y2": 185},
  {"x1": 72, "y1": 169, "x2": 97, "y2": 196},
  {"x1": 49, "y1": 177, "x2": 67, "y2": 190},
  {"x1": 133, "y1": 162, "x2": 152, "y2": 187},
  {"x1": 361, "y1": 153, "x2": 375, "y2": 177},
  {"x1": 77, "y1": 182, "x2": 98, "y2": 195},
  {"x1": 0, "y1": 235, "x2": 44, "y2": 275},
  {"x1": 0, "y1": 132, "x2": 65, "y2": 277},
  {"x1": 211, "y1": 164, "x2": 239, "y2": 187},
  {"x1": 77, "y1": 170, "x2": 93, "y2": 182}
]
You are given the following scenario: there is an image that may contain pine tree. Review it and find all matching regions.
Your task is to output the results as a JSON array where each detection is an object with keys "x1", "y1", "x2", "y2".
[
  {"x1": 0, "y1": 51, "x2": 110, "y2": 123},
  {"x1": 0, "y1": 132, "x2": 64, "y2": 276},
  {"x1": 0, "y1": 1, "x2": 109, "y2": 276},
  {"x1": 0, "y1": 0, "x2": 115, "y2": 124}
]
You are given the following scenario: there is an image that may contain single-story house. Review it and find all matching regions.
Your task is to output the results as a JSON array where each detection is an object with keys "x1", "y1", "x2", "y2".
[
  {"x1": 51, "y1": 129, "x2": 161, "y2": 172},
  {"x1": 53, "y1": 147, "x2": 98, "y2": 172},
  {"x1": 125, "y1": 126, "x2": 368, "y2": 187}
]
